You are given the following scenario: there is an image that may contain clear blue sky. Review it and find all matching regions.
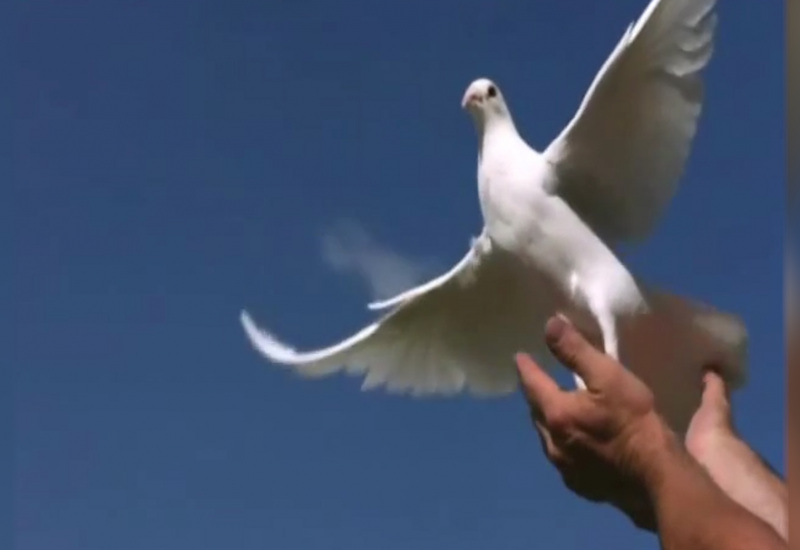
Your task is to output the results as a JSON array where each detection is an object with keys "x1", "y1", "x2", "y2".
[{"x1": 14, "y1": 1, "x2": 784, "y2": 548}]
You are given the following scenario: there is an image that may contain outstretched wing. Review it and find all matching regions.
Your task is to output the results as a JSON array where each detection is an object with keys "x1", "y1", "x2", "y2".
[
  {"x1": 543, "y1": 0, "x2": 717, "y2": 243},
  {"x1": 241, "y1": 237, "x2": 552, "y2": 397},
  {"x1": 366, "y1": 235, "x2": 488, "y2": 311}
]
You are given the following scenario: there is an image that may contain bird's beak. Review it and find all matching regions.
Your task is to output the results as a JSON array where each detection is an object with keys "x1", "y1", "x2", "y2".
[{"x1": 461, "y1": 92, "x2": 479, "y2": 109}]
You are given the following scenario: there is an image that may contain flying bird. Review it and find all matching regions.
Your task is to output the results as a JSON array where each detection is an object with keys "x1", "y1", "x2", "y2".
[{"x1": 241, "y1": 0, "x2": 747, "y2": 434}]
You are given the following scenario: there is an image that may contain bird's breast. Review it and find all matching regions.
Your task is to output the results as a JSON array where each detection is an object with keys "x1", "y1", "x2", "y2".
[
  {"x1": 478, "y1": 155, "x2": 558, "y2": 254},
  {"x1": 478, "y1": 157, "x2": 630, "y2": 305}
]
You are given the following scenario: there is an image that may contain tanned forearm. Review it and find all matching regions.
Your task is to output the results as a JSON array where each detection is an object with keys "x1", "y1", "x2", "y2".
[
  {"x1": 694, "y1": 434, "x2": 787, "y2": 540},
  {"x1": 635, "y1": 418, "x2": 787, "y2": 550}
]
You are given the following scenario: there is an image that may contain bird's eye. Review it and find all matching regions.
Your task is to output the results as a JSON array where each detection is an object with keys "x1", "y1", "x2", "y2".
[{"x1": 487, "y1": 85, "x2": 497, "y2": 98}]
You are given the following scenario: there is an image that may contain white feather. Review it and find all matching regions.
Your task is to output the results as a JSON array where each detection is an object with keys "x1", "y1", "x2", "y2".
[{"x1": 544, "y1": 0, "x2": 718, "y2": 242}]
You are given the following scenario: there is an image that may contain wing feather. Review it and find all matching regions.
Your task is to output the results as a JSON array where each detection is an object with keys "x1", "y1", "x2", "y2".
[
  {"x1": 366, "y1": 235, "x2": 485, "y2": 311},
  {"x1": 241, "y1": 240, "x2": 551, "y2": 396},
  {"x1": 543, "y1": 0, "x2": 717, "y2": 242}
]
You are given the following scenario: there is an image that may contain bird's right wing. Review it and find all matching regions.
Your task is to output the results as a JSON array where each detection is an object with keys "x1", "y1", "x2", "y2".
[
  {"x1": 241, "y1": 234, "x2": 549, "y2": 397},
  {"x1": 542, "y1": 0, "x2": 716, "y2": 243}
]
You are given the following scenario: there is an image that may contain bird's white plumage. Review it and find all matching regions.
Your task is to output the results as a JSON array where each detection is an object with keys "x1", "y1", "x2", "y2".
[
  {"x1": 365, "y1": 234, "x2": 484, "y2": 311},
  {"x1": 243, "y1": 241, "x2": 556, "y2": 396},
  {"x1": 240, "y1": 0, "x2": 748, "y2": 432},
  {"x1": 544, "y1": 0, "x2": 716, "y2": 242}
]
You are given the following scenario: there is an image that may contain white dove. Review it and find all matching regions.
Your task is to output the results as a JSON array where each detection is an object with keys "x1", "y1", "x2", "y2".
[{"x1": 241, "y1": 0, "x2": 747, "y2": 434}]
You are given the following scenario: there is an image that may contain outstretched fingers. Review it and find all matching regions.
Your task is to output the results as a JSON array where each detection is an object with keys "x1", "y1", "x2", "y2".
[{"x1": 544, "y1": 315, "x2": 617, "y2": 390}]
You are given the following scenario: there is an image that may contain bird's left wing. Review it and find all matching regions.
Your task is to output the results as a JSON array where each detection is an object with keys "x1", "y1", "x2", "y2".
[
  {"x1": 241, "y1": 233, "x2": 549, "y2": 396},
  {"x1": 542, "y1": 0, "x2": 717, "y2": 243}
]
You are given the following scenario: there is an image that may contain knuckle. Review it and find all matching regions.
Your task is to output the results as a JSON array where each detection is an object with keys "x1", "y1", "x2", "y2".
[
  {"x1": 602, "y1": 362, "x2": 645, "y2": 398},
  {"x1": 627, "y1": 379, "x2": 656, "y2": 412},
  {"x1": 544, "y1": 407, "x2": 572, "y2": 433}
]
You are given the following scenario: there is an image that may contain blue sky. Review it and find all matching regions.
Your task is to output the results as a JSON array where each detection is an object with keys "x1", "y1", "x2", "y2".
[{"x1": 13, "y1": 1, "x2": 784, "y2": 548}]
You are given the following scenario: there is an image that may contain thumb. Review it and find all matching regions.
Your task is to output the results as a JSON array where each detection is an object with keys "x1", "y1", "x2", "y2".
[{"x1": 699, "y1": 369, "x2": 731, "y2": 419}]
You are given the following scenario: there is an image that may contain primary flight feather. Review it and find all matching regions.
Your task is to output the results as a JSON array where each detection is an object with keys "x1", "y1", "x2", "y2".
[{"x1": 241, "y1": 0, "x2": 746, "y2": 434}]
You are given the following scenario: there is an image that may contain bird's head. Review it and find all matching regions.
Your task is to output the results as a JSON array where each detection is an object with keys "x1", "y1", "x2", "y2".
[{"x1": 461, "y1": 78, "x2": 511, "y2": 129}]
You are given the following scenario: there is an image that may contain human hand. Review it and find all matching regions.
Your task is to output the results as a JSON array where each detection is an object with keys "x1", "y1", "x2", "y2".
[
  {"x1": 517, "y1": 315, "x2": 678, "y2": 531},
  {"x1": 686, "y1": 370, "x2": 788, "y2": 540}
]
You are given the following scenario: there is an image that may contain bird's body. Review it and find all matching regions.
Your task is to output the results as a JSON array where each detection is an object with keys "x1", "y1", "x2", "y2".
[
  {"x1": 241, "y1": 0, "x2": 748, "y2": 433},
  {"x1": 476, "y1": 115, "x2": 646, "y2": 332}
]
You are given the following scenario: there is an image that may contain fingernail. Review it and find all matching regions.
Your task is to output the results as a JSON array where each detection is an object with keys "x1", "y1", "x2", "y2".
[{"x1": 546, "y1": 314, "x2": 570, "y2": 341}]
